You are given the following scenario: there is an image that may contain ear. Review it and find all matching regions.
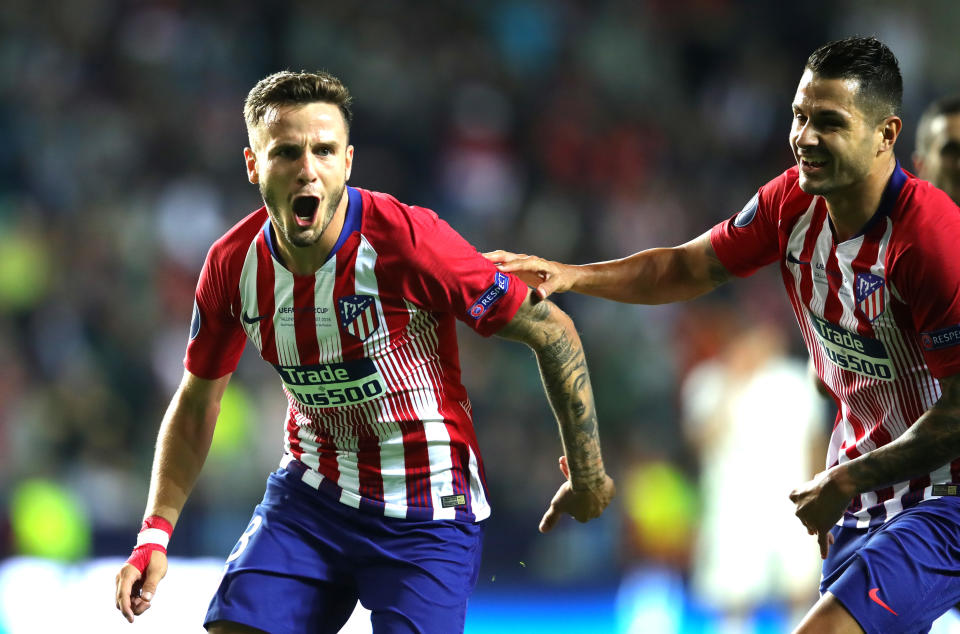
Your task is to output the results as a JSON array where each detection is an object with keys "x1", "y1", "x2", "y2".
[
  {"x1": 344, "y1": 144, "x2": 354, "y2": 181},
  {"x1": 244, "y1": 147, "x2": 259, "y2": 184},
  {"x1": 878, "y1": 115, "x2": 902, "y2": 154}
]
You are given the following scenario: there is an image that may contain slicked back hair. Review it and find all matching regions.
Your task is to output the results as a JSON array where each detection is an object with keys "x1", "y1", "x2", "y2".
[
  {"x1": 244, "y1": 70, "x2": 354, "y2": 143},
  {"x1": 916, "y1": 94, "x2": 960, "y2": 158},
  {"x1": 805, "y1": 36, "x2": 903, "y2": 123}
]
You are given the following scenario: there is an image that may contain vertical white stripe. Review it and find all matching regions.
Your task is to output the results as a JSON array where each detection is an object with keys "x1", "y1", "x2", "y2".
[
  {"x1": 467, "y1": 445, "x2": 490, "y2": 521},
  {"x1": 238, "y1": 239, "x2": 263, "y2": 350}
]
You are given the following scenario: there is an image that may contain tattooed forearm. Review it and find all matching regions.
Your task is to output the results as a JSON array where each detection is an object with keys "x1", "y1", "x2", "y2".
[
  {"x1": 497, "y1": 291, "x2": 608, "y2": 489},
  {"x1": 844, "y1": 374, "x2": 960, "y2": 492}
]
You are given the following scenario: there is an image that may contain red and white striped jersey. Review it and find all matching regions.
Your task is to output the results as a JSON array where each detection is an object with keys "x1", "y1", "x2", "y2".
[
  {"x1": 711, "y1": 162, "x2": 960, "y2": 527},
  {"x1": 184, "y1": 186, "x2": 527, "y2": 523}
]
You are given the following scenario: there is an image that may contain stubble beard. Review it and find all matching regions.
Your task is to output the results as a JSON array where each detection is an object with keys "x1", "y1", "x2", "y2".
[{"x1": 262, "y1": 181, "x2": 346, "y2": 249}]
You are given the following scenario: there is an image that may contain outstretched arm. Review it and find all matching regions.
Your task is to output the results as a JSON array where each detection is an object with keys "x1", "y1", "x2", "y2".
[
  {"x1": 115, "y1": 369, "x2": 231, "y2": 622},
  {"x1": 790, "y1": 373, "x2": 960, "y2": 558},
  {"x1": 484, "y1": 230, "x2": 732, "y2": 303},
  {"x1": 495, "y1": 290, "x2": 615, "y2": 532}
]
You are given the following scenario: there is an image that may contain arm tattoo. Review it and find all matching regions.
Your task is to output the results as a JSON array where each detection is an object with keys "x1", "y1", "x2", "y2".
[
  {"x1": 497, "y1": 293, "x2": 606, "y2": 488},
  {"x1": 846, "y1": 374, "x2": 960, "y2": 491},
  {"x1": 702, "y1": 239, "x2": 733, "y2": 288}
]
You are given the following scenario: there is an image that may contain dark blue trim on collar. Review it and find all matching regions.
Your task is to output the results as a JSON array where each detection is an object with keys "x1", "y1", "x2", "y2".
[
  {"x1": 849, "y1": 159, "x2": 907, "y2": 239},
  {"x1": 327, "y1": 186, "x2": 361, "y2": 261},
  {"x1": 260, "y1": 186, "x2": 362, "y2": 267},
  {"x1": 262, "y1": 216, "x2": 278, "y2": 260}
]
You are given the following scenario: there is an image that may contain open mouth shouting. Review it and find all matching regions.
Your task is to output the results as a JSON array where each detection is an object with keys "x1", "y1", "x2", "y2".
[{"x1": 292, "y1": 195, "x2": 320, "y2": 227}]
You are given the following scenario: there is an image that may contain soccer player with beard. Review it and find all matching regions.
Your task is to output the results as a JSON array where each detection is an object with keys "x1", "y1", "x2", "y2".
[
  {"x1": 487, "y1": 37, "x2": 960, "y2": 633},
  {"x1": 114, "y1": 70, "x2": 615, "y2": 634}
]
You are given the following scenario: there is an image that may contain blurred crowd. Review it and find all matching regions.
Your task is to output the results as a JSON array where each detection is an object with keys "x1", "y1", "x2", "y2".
[{"x1": 2, "y1": 0, "x2": 960, "y2": 618}]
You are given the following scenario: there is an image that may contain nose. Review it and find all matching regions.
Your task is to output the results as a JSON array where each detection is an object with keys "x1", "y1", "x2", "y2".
[
  {"x1": 297, "y1": 152, "x2": 320, "y2": 184},
  {"x1": 794, "y1": 120, "x2": 817, "y2": 150}
]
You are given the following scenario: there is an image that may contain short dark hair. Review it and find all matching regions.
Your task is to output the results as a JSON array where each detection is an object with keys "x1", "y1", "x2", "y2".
[
  {"x1": 805, "y1": 36, "x2": 903, "y2": 122},
  {"x1": 916, "y1": 94, "x2": 960, "y2": 157},
  {"x1": 244, "y1": 70, "x2": 354, "y2": 137}
]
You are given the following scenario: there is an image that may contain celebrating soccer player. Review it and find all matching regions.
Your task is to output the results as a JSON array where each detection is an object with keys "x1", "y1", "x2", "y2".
[
  {"x1": 486, "y1": 36, "x2": 960, "y2": 633},
  {"x1": 114, "y1": 70, "x2": 615, "y2": 633}
]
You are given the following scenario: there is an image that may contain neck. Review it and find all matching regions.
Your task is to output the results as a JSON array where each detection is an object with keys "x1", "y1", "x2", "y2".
[
  {"x1": 825, "y1": 155, "x2": 896, "y2": 242},
  {"x1": 278, "y1": 190, "x2": 349, "y2": 276}
]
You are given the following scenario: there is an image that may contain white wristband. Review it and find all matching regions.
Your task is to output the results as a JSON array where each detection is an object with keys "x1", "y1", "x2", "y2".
[{"x1": 136, "y1": 527, "x2": 171, "y2": 549}]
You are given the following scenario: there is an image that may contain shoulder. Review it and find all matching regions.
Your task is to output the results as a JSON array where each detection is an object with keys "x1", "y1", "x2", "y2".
[
  {"x1": 205, "y1": 206, "x2": 268, "y2": 271},
  {"x1": 761, "y1": 166, "x2": 812, "y2": 214},
  {"x1": 886, "y1": 174, "x2": 960, "y2": 279},
  {"x1": 356, "y1": 187, "x2": 448, "y2": 248},
  {"x1": 890, "y1": 174, "x2": 960, "y2": 251}
]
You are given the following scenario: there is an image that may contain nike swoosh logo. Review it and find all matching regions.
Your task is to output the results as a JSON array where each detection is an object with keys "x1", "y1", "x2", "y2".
[
  {"x1": 868, "y1": 588, "x2": 898, "y2": 615},
  {"x1": 786, "y1": 252, "x2": 810, "y2": 265},
  {"x1": 242, "y1": 312, "x2": 271, "y2": 324}
]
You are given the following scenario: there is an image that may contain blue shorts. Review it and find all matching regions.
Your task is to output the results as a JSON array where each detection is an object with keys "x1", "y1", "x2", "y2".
[
  {"x1": 821, "y1": 496, "x2": 960, "y2": 634},
  {"x1": 204, "y1": 465, "x2": 485, "y2": 634}
]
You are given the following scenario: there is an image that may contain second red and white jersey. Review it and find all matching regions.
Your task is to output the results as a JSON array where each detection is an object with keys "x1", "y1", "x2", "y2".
[
  {"x1": 184, "y1": 186, "x2": 527, "y2": 523},
  {"x1": 711, "y1": 162, "x2": 960, "y2": 527}
]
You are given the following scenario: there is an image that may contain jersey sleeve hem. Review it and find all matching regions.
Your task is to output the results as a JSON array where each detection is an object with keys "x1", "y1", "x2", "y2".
[{"x1": 471, "y1": 273, "x2": 528, "y2": 337}]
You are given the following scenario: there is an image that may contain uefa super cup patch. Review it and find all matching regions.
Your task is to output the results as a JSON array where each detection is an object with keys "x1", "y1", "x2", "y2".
[
  {"x1": 921, "y1": 324, "x2": 960, "y2": 351},
  {"x1": 855, "y1": 273, "x2": 886, "y2": 322},
  {"x1": 469, "y1": 271, "x2": 510, "y2": 320},
  {"x1": 338, "y1": 295, "x2": 380, "y2": 341}
]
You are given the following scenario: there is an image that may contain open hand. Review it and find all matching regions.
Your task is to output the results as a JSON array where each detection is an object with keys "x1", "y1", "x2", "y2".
[{"x1": 483, "y1": 250, "x2": 572, "y2": 299}]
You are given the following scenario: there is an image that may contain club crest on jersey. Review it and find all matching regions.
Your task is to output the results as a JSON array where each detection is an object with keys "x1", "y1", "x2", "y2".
[
  {"x1": 338, "y1": 295, "x2": 380, "y2": 341},
  {"x1": 855, "y1": 273, "x2": 885, "y2": 322}
]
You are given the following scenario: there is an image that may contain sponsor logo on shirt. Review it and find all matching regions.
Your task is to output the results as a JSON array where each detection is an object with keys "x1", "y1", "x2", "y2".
[
  {"x1": 855, "y1": 273, "x2": 886, "y2": 322},
  {"x1": 808, "y1": 312, "x2": 896, "y2": 381},
  {"x1": 470, "y1": 271, "x2": 509, "y2": 320},
  {"x1": 338, "y1": 295, "x2": 380, "y2": 341},
  {"x1": 921, "y1": 324, "x2": 960, "y2": 351},
  {"x1": 274, "y1": 359, "x2": 386, "y2": 408}
]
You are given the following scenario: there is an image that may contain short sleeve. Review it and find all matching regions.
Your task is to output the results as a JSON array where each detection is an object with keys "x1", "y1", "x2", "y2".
[
  {"x1": 378, "y1": 202, "x2": 527, "y2": 337},
  {"x1": 183, "y1": 245, "x2": 247, "y2": 378},
  {"x1": 709, "y1": 176, "x2": 786, "y2": 278}
]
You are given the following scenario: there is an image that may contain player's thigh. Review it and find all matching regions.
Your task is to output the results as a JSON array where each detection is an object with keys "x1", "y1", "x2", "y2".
[
  {"x1": 206, "y1": 473, "x2": 360, "y2": 633},
  {"x1": 822, "y1": 499, "x2": 960, "y2": 633},
  {"x1": 793, "y1": 591, "x2": 864, "y2": 634},
  {"x1": 356, "y1": 520, "x2": 485, "y2": 634}
]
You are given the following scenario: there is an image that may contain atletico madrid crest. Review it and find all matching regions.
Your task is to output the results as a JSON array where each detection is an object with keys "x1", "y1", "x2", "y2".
[
  {"x1": 338, "y1": 295, "x2": 380, "y2": 341},
  {"x1": 855, "y1": 273, "x2": 886, "y2": 322}
]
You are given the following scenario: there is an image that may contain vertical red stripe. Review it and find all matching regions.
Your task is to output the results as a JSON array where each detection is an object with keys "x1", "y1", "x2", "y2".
[
  {"x1": 356, "y1": 434, "x2": 385, "y2": 501},
  {"x1": 293, "y1": 274, "x2": 320, "y2": 366}
]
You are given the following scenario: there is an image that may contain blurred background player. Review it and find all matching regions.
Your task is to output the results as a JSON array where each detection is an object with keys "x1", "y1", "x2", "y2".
[
  {"x1": 113, "y1": 70, "x2": 614, "y2": 634},
  {"x1": 682, "y1": 323, "x2": 826, "y2": 633},
  {"x1": 487, "y1": 36, "x2": 960, "y2": 633},
  {"x1": 914, "y1": 94, "x2": 960, "y2": 204}
]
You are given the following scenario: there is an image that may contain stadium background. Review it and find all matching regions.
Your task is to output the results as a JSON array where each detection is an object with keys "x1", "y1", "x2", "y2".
[{"x1": 1, "y1": 1, "x2": 959, "y2": 632}]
